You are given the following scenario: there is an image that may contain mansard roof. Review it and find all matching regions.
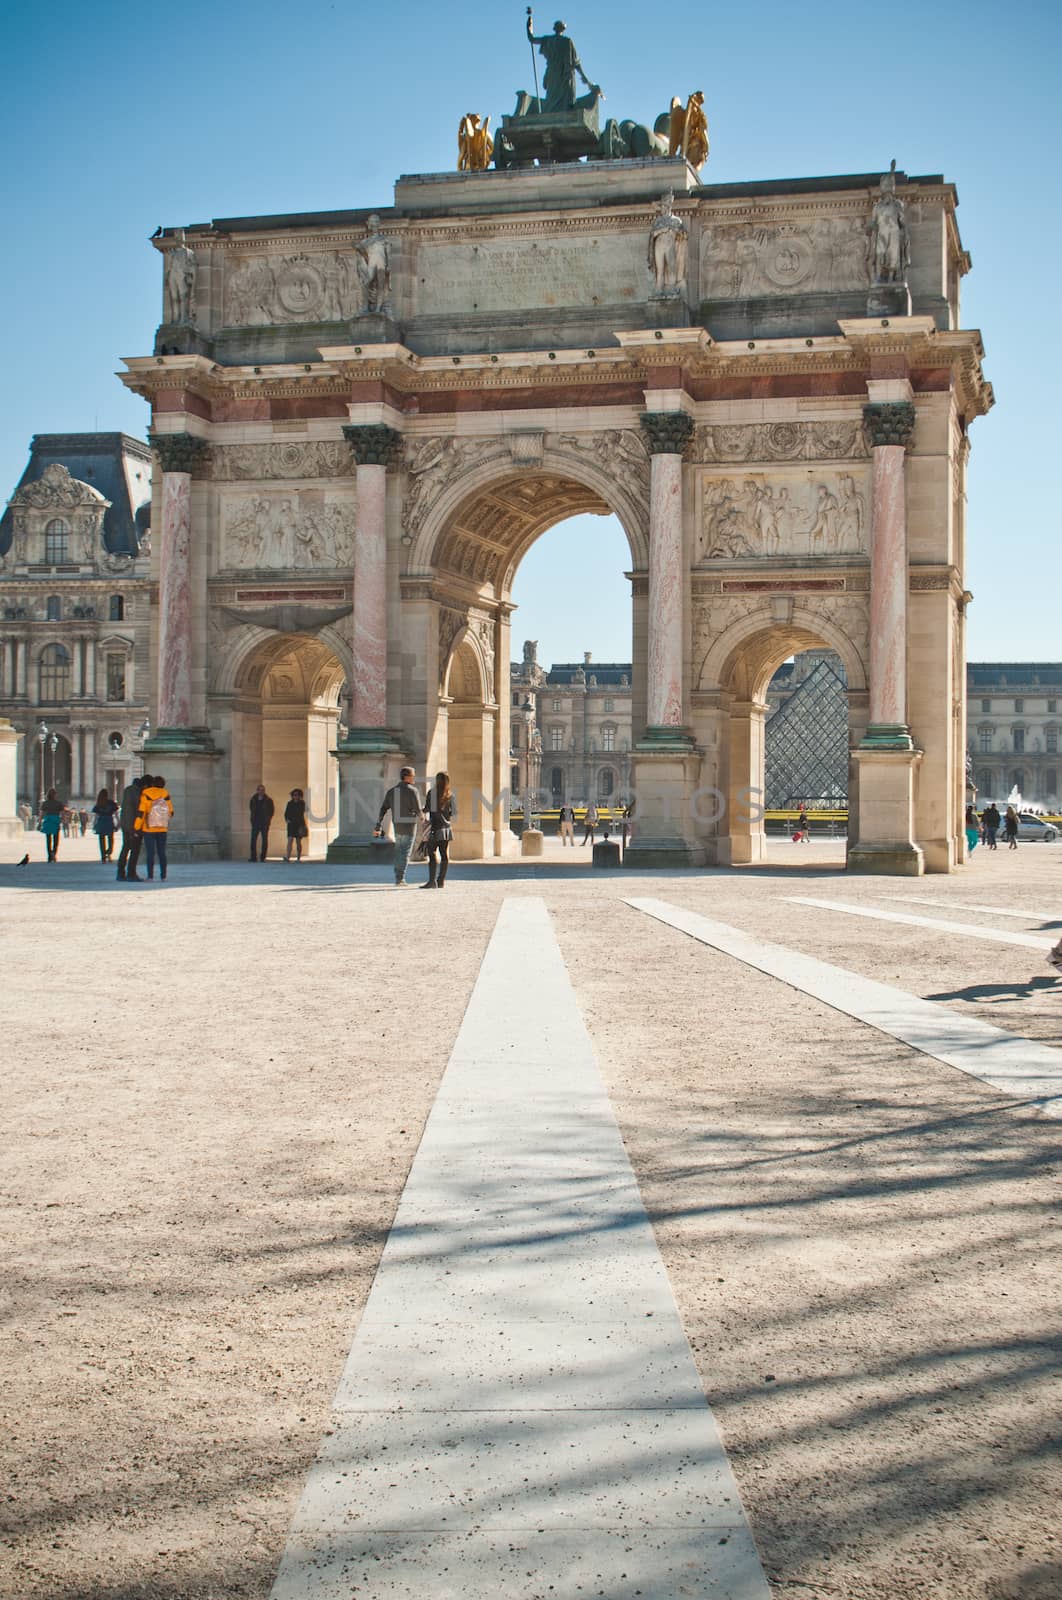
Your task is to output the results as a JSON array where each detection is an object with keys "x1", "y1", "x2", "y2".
[
  {"x1": 968, "y1": 663, "x2": 1062, "y2": 690},
  {"x1": 0, "y1": 432, "x2": 151, "y2": 558}
]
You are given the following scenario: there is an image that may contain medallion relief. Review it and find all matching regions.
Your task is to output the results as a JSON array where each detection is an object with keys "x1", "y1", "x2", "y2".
[
  {"x1": 698, "y1": 471, "x2": 867, "y2": 561},
  {"x1": 224, "y1": 252, "x2": 365, "y2": 326},
  {"x1": 220, "y1": 491, "x2": 355, "y2": 569},
  {"x1": 212, "y1": 441, "x2": 355, "y2": 480},
  {"x1": 700, "y1": 218, "x2": 869, "y2": 301}
]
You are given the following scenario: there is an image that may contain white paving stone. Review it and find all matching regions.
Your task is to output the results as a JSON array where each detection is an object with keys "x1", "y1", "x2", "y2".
[
  {"x1": 785, "y1": 895, "x2": 1055, "y2": 949},
  {"x1": 270, "y1": 897, "x2": 769, "y2": 1599},
  {"x1": 626, "y1": 898, "x2": 1062, "y2": 1115}
]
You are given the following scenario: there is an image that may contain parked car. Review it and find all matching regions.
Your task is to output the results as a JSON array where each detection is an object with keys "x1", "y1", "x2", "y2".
[{"x1": 1016, "y1": 811, "x2": 1058, "y2": 842}]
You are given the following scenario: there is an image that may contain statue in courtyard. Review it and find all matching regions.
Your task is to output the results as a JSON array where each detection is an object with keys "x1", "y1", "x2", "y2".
[
  {"x1": 355, "y1": 214, "x2": 391, "y2": 314},
  {"x1": 163, "y1": 228, "x2": 197, "y2": 325},
  {"x1": 865, "y1": 161, "x2": 910, "y2": 285},
  {"x1": 647, "y1": 191, "x2": 688, "y2": 297},
  {"x1": 525, "y1": 14, "x2": 597, "y2": 113},
  {"x1": 458, "y1": 113, "x2": 494, "y2": 171}
]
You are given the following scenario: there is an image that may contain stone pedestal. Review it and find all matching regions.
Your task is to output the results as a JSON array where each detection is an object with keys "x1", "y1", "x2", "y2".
[
  {"x1": 520, "y1": 828, "x2": 544, "y2": 857},
  {"x1": 141, "y1": 728, "x2": 222, "y2": 861},
  {"x1": 327, "y1": 735, "x2": 406, "y2": 863},
  {"x1": 0, "y1": 718, "x2": 24, "y2": 841},
  {"x1": 847, "y1": 747, "x2": 924, "y2": 875},
  {"x1": 866, "y1": 282, "x2": 912, "y2": 319},
  {"x1": 348, "y1": 313, "x2": 403, "y2": 346},
  {"x1": 624, "y1": 746, "x2": 705, "y2": 868},
  {"x1": 592, "y1": 840, "x2": 621, "y2": 869}
]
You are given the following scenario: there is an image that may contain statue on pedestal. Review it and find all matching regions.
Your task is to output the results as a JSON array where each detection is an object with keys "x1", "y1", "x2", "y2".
[
  {"x1": 648, "y1": 192, "x2": 688, "y2": 297},
  {"x1": 163, "y1": 228, "x2": 197, "y2": 326},
  {"x1": 355, "y1": 215, "x2": 391, "y2": 314},
  {"x1": 526, "y1": 15, "x2": 596, "y2": 113},
  {"x1": 866, "y1": 161, "x2": 910, "y2": 285}
]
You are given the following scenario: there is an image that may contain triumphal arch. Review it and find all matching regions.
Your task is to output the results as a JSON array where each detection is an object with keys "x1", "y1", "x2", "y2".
[{"x1": 121, "y1": 43, "x2": 991, "y2": 871}]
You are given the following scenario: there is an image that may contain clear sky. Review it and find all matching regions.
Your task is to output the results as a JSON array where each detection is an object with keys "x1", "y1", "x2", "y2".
[{"x1": 2, "y1": 0, "x2": 1058, "y2": 669}]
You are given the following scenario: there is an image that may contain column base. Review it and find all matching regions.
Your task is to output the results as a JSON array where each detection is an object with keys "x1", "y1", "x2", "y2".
[
  {"x1": 848, "y1": 745, "x2": 924, "y2": 876},
  {"x1": 637, "y1": 725, "x2": 696, "y2": 752},
  {"x1": 140, "y1": 730, "x2": 223, "y2": 860},
  {"x1": 859, "y1": 723, "x2": 916, "y2": 751},
  {"x1": 328, "y1": 737, "x2": 409, "y2": 862},
  {"x1": 624, "y1": 744, "x2": 706, "y2": 868}
]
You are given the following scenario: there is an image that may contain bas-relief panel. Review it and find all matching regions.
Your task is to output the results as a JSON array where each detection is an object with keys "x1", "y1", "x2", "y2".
[
  {"x1": 697, "y1": 470, "x2": 868, "y2": 561},
  {"x1": 700, "y1": 219, "x2": 870, "y2": 300},
  {"x1": 219, "y1": 490, "x2": 355, "y2": 570},
  {"x1": 414, "y1": 235, "x2": 642, "y2": 316},
  {"x1": 212, "y1": 442, "x2": 355, "y2": 480},
  {"x1": 224, "y1": 253, "x2": 367, "y2": 327}
]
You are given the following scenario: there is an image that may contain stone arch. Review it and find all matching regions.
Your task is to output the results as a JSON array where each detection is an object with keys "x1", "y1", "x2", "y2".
[
  {"x1": 697, "y1": 602, "x2": 868, "y2": 698},
  {"x1": 407, "y1": 445, "x2": 648, "y2": 588},
  {"x1": 215, "y1": 627, "x2": 347, "y2": 859},
  {"x1": 441, "y1": 623, "x2": 492, "y2": 705},
  {"x1": 442, "y1": 634, "x2": 496, "y2": 860}
]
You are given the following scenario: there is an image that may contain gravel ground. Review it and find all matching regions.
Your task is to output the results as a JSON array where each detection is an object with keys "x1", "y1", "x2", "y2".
[{"x1": 1, "y1": 838, "x2": 1058, "y2": 1599}]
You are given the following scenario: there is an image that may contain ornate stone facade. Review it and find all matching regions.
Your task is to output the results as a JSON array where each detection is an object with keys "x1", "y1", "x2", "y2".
[{"x1": 121, "y1": 156, "x2": 990, "y2": 869}]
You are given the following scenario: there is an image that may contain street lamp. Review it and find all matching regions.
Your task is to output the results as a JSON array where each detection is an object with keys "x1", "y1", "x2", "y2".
[
  {"x1": 36, "y1": 722, "x2": 48, "y2": 809},
  {"x1": 136, "y1": 718, "x2": 150, "y2": 776},
  {"x1": 48, "y1": 732, "x2": 58, "y2": 798}
]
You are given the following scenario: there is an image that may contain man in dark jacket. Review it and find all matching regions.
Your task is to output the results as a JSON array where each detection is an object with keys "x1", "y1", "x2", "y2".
[
  {"x1": 249, "y1": 784, "x2": 275, "y2": 861},
  {"x1": 982, "y1": 801, "x2": 1001, "y2": 850},
  {"x1": 374, "y1": 767, "x2": 425, "y2": 886},
  {"x1": 116, "y1": 776, "x2": 145, "y2": 881}
]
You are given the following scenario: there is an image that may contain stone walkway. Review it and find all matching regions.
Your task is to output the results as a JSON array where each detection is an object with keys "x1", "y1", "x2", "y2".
[
  {"x1": 627, "y1": 897, "x2": 1062, "y2": 1115},
  {"x1": 270, "y1": 896, "x2": 770, "y2": 1599}
]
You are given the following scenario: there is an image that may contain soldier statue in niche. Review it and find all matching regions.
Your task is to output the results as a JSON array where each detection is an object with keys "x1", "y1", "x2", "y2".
[
  {"x1": 866, "y1": 161, "x2": 911, "y2": 285},
  {"x1": 163, "y1": 229, "x2": 197, "y2": 325}
]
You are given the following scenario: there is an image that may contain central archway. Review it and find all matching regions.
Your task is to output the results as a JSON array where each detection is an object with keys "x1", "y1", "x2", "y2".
[{"x1": 413, "y1": 450, "x2": 647, "y2": 857}]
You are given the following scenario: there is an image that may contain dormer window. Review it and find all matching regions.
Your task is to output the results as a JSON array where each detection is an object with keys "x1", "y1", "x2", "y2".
[{"x1": 45, "y1": 519, "x2": 69, "y2": 563}]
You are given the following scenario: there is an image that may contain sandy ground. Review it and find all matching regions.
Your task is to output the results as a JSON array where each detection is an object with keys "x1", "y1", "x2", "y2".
[{"x1": 0, "y1": 835, "x2": 1059, "y2": 1599}]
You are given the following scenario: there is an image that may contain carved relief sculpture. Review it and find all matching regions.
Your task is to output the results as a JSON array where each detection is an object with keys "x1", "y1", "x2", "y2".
[
  {"x1": 212, "y1": 441, "x2": 356, "y2": 480},
  {"x1": 648, "y1": 191, "x2": 688, "y2": 298},
  {"x1": 221, "y1": 492, "x2": 354, "y2": 569},
  {"x1": 701, "y1": 218, "x2": 869, "y2": 300},
  {"x1": 692, "y1": 421, "x2": 869, "y2": 463},
  {"x1": 163, "y1": 229, "x2": 197, "y2": 326},
  {"x1": 400, "y1": 437, "x2": 510, "y2": 544},
  {"x1": 698, "y1": 473, "x2": 867, "y2": 560}
]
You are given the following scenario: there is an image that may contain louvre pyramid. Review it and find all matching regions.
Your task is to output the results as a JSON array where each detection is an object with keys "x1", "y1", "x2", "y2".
[{"x1": 765, "y1": 657, "x2": 849, "y2": 808}]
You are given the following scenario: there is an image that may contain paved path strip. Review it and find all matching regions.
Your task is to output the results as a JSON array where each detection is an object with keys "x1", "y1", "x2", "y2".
[
  {"x1": 882, "y1": 894, "x2": 1061, "y2": 924},
  {"x1": 784, "y1": 895, "x2": 1055, "y2": 951},
  {"x1": 625, "y1": 898, "x2": 1062, "y2": 1116},
  {"x1": 271, "y1": 896, "x2": 770, "y2": 1600}
]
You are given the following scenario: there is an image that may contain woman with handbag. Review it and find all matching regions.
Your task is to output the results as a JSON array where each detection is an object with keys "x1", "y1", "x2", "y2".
[
  {"x1": 284, "y1": 788, "x2": 309, "y2": 861},
  {"x1": 423, "y1": 770, "x2": 455, "y2": 888}
]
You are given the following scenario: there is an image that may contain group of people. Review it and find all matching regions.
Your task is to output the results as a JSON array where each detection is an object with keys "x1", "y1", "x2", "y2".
[
  {"x1": 375, "y1": 767, "x2": 454, "y2": 887},
  {"x1": 248, "y1": 785, "x2": 308, "y2": 862},
  {"x1": 557, "y1": 802, "x2": 633, "y2": 848},
  {"x1": 963, "y1": 801, "x2": 1019, "y2": 853},
  {"x1": 34, "y1": 777, "x2": 174, "y2": 876}
]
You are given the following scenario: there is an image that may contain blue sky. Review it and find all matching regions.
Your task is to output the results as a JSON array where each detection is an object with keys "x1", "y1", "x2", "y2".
[{"x1": 2, "y1": 0, "x2": 1057, "y2": 668}]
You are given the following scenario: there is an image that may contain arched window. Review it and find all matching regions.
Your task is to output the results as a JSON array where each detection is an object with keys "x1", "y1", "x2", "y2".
[
  {"x1": 39, "y1": 644, "x2": 71, "y2": 704},
  {"x1": 597, "y1": 766, "x2": 615, "y2": 798},
  {"x1": 109, "y1": 594, "x2": 125, "y2": 622},
  {"x1": 45, "y1": 519, "x2": 69, "y2": 563},
  {"x1": 46, "y1": 595, "x2": 61, "y2": 621}
]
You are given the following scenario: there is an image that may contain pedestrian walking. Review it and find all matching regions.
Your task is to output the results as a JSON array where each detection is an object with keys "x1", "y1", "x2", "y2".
[
  {"x1": 79, "y1": 809, "x2": 90, "y2": 837},
  {"x1": 423, "y1": 769, "x2": 455, "y2": 888},
  {"x1": 283, "y1": 789, "x2": 308, "y2": 861},
  {"x1": 92, "y1": 787, "x2": 119, "y2": 862},
  {"x1": 982, "y1": 801, "x2": 1000, "y2": 849},
  {"x1": 374, "y1": 767, "x2": 425, "y2": 886},
  {"x1": 135, "y1": 775, "x2": 174, "y2": 880},
  {"x1": 558, "y1": 802, "x2": 576, "y2": 846},
  {"x1": 38, "y1": 788, "x2": 64, "y2": 862},
  {"x1": 249, "y1": 783, "x2": 274, "y2": 861},
  {"x1": 796, "y1": 805, "x2": 810, "y2": 843},
  {"x1": 581, "y1": 802, "x2": 599, "y2": 846},
  {"x1": 116, "y1": 775, "x2": 145, "y2": 880},
  {"x1": 964, "y1": 805, "x2": 979, "y2": 854},
  {"x1": 61, "y1": 807, "x2": 72, "y2": 838},
  {"x1": 1003, "y1": 805, "x2": 1019, "y2": 849}
]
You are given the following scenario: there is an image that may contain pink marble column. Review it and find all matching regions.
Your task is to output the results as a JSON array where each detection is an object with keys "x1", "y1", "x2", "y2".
[
  {"x1": 150, "y1": 433, "x2": 208, "y2": 730},
  {"x1": 640, "y1": 412, "x2": 694, "y2": 739},
  {"x1": 352, "y1": 462, "x2": 388, "y2": 727},
  {"x1": 343, "y1": 425, "x2": 400, "y2": 735},
  {"x1": 862, "y1": 402, "x2": 916, "y2": 747}
]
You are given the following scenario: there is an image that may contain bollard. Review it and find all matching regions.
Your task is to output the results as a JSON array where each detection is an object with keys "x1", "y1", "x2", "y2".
[
  {"x1": 521, "y1": 828, "x2": 544, "y2": 857},
  {"x1": 592, "y1": 840, "x2": 621, "y2": 869}
]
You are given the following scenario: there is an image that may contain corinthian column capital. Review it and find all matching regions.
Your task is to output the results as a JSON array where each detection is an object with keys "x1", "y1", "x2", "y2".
[
  {"x1": 862, "y1": 402, "x2": 916, "y2": 450},
  {"x1": 640, "y1": 412, "x2": 695, "y2": 457},
  {"x1": 342, "y1": 424, "x2": 402, "y2": 467},
  {"x1": 149, "y1": 432, "x2": 210, "y2": 476}
]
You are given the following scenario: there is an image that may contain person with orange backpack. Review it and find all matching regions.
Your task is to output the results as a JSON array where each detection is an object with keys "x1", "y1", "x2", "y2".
[{"x1": 135, "y1": 775, "x2": 175, "y2": 881}]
